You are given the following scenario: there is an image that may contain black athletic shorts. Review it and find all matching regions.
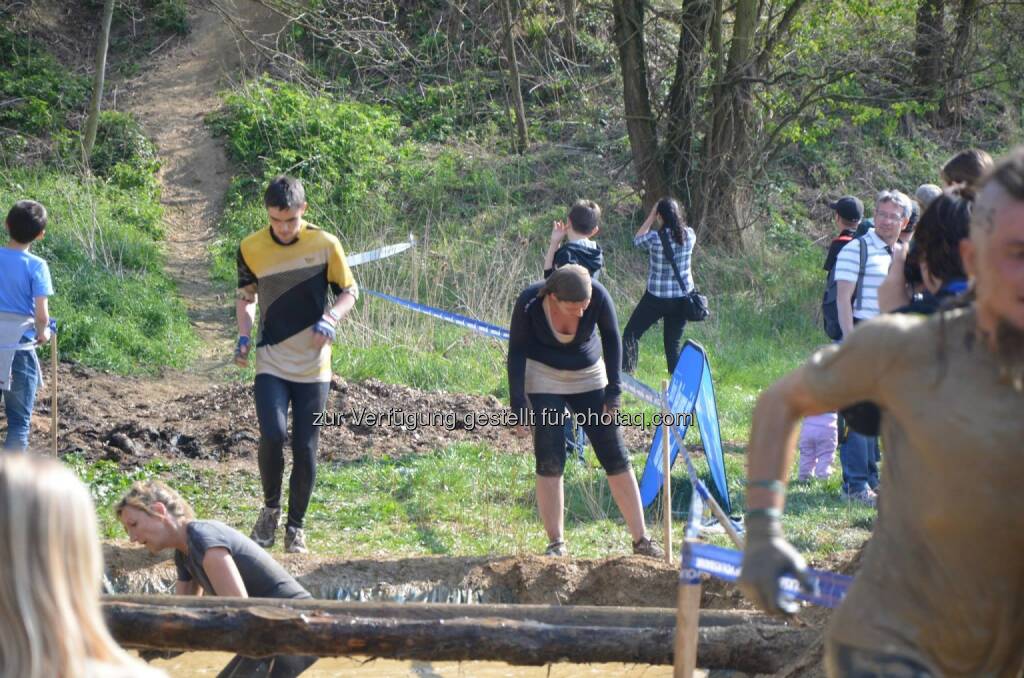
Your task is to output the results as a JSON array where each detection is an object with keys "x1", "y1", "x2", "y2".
[{"x1": 527, "y1": 389, "x2": 630, "y2": 477}]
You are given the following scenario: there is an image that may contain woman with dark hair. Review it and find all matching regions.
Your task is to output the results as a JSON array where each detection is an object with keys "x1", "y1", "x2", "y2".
[
  {"x1": 622, "y1": 198, "x2": 697, "y2": 374},
  {"x1": 941, "y1": 148, "x2": 993, "y2": 188},
  {"x1": 508, "y1": 265, "x2": 663, "y2": 558},
  {"x1": 850, "y1": 191, "x2": 976, "y2": 441}
]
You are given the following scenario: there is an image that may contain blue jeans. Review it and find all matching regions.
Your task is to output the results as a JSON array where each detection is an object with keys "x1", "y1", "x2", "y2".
[
  {"x1": 839, "y1": 430, "x2": 880, "y2": 494},
  {"x1": 2, "y1": 350, "x2": 40, "y2": 451}
]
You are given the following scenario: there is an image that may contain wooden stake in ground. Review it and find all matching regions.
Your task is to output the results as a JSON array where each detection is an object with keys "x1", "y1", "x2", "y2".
[
  {"x1": 674, "y1": 540, "x2": 702, "y2": 678},
  {"x1": 661, "y1": 379, "x2": 672, "y2": 564},
  {"x1": 50, "y1": 333, "x2": 57, "y2": 456}
]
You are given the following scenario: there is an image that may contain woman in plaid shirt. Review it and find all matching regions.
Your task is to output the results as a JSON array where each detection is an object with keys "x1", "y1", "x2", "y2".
[{"x1": 622, "y1": 198, "x2": 696, "y2": 374}]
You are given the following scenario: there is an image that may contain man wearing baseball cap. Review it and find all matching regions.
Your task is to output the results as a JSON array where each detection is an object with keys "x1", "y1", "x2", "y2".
[{"x1": 823, "y1": 196, "x2": 864, "y2": 272}]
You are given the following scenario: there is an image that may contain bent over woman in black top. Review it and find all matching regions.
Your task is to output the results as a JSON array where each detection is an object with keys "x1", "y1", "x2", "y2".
[{"x1": 508, "y1": 265, "x2": 663, "y2": 558}]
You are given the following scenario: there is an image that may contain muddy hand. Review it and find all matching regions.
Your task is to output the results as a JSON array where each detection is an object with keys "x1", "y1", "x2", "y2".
[{"x1": 738, "y1": 510, "x2": 813, "y2": 615}]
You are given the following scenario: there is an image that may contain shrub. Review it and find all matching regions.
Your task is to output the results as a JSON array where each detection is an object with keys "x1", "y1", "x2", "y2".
[
  {"x1": 0, "y1": 29, "x2": 89, "y2": 135},
  {"x1": 89, "y1": 111, "x2": 159, "y2": 177},
  {"x1": 208, "y1": 76, "x2": 399, "y2": 216}
]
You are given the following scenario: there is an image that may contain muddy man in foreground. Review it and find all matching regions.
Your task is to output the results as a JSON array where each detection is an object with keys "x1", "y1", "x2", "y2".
[{"x1": 739, "y1": 147, "x2": 1024, "y2": 676}]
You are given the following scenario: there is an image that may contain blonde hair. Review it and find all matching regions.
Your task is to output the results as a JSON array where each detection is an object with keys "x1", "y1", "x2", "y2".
[
  {"x1": 115, "y1": 480, "x2": 195, "y2": 522},
  {"x1": 0, "y1": 454, "x2": 137, "y2": 678}
]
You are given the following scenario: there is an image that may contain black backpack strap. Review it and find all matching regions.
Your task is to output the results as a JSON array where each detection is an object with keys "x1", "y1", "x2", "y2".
[
  {"x1": 657, "y1": 228, "x2": 689, "y2": 295},
  {"x1": 853, "y1": 235, "x2": 868, "y2": 313}
]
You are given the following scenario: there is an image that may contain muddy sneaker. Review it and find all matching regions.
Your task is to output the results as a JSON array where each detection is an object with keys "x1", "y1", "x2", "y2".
[
  {"x1": 843, "y1": 487, "x2": 877, "y2": 508},
  {"x1": 544, "y1": 540, "x2": 567, "y2": 557},
  {"x1": 250, "y1": 507, "x2": 280, "y2": 548},
  {"x1": 632, "y1": 536, "x2": 665, "y2": 559},
  {"x1": 285, "y1": 526, "x2": 308, "y2": 554}
]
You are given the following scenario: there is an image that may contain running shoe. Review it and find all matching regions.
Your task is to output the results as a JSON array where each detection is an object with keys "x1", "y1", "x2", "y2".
[
  {"x1": 544, "y1": 540, "x2": 567, "y2": 557},
  {"x1": 632, "y1": 536, "x2": 665, "y2": 559},
  {"x1": 285, "y1": 526, "x2": 308, "y2": 554},
  {"x1": 250, "y1": 507, "x2": 280, "y2": 548}
]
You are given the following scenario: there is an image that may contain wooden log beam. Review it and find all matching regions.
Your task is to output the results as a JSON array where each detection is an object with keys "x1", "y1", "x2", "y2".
[
  {"x1": 103, "y1": 597, "x2": 815, "y2": 672},
  {"x1": 106, "y1": 595, "x2": 774, "y2": 629}
]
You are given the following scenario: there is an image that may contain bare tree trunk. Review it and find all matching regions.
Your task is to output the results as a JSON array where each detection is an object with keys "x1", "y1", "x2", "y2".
[
  {"x1": 612, "y1": 0, "x2": 668, "y2": 208},
  {"x1": 562, "y1": 0, "x2": 578, "y2": 60},
  {"x1": 913, "y1": 0, "x2": 945, "y2": 104},
  {"x1": 944, "y1": 0, "x2": 979, "y2": 124},
  {"x1": 82, "y1": 0, "x2": 116, "y2": 166},
  {"x1": 700, "y1": 0, "x2": 758, "y2": 249},
  {"x1": 665, "y1": 0, "x2": 714, "y2": 210},
  {"x1": 501, "y1": 0, "x2": 529, "y2": 154}
]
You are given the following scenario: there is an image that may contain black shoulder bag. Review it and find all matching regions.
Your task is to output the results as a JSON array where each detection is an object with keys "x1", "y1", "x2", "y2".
[{"x1": 657, "y1": 228, "x2": 709, "y2": 321}]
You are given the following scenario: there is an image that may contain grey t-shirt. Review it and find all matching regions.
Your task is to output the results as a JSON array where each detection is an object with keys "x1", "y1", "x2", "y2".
[{"x1": 174, "y1": 520, "x2": 310, "y2": 600}]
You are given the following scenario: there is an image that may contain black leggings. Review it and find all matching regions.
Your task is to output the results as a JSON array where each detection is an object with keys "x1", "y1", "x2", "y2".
[
  {"x1": 219, "y1": 653, "x2": 317, "y2": 678},
  {"x1": 529, "y1": 390, "x2": 630, "y2": 477},
  {"x1": 622, "y1": 291, "x2": 688, "y2": 374},
  {"x1": 254, "y1": 374, "x2": 330, "y2": 529}
]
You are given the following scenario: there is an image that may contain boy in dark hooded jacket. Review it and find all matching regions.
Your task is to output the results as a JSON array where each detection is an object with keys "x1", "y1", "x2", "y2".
[{"x1": 544, "y1": 200, "x2": 604, "y2": 280}]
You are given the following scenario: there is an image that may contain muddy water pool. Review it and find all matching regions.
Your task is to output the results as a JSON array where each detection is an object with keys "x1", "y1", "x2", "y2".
[{"x1": 149, "y1": 652, "x2": 691, "y2": 677}]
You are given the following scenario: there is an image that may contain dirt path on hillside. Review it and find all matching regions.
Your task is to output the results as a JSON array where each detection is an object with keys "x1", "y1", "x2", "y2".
[{"x1": 122, "y1": 0, "x2": 284, "y2": 373}]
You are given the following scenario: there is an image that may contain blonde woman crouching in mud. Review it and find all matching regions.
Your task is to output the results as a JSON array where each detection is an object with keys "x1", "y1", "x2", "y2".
[{"x1": 117, "y1": 480, "x2": 317, "y2": 678}]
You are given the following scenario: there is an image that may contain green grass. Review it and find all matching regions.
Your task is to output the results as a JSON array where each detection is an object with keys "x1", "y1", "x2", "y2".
[
  {"x1": 76, "y1": 442, "x2": 871, "y2": 564},
  {"x1": 0, "y1": 167, "x2": 198, "y2": 372}
]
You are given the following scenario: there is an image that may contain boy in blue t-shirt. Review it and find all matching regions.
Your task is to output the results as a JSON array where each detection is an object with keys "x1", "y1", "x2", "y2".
[{"x1": 0, "y1": 200, "x2": 54, "y2": 450}]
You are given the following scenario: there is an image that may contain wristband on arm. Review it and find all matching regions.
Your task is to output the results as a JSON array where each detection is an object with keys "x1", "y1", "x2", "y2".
[
  {"x1": 746, "y1": 479, "x2": 786, "y2": 496},
  {"x1": 312, "y1": 318, "x2": 337, "y2": 341},
  {"x1": 234, "y1": 336, "x2": 251, "y2": 366}
]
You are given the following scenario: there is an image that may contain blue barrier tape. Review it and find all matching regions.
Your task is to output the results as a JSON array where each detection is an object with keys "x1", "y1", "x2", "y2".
[
  {"x1": 365, "y1": 290, "x2": 664, "y2": 410},
  {"x1": 681, "y1": 541, "x2": 851, "y2": 609},
  {"x1": 621, "y1": 374, "x2": 661, "y2": 407},
  {"x1": 348, "y1": 238, "x2": 415, "y2": 268},
  {"x1": 364, "y1": 290, "x2": 510, "y2": 341}
]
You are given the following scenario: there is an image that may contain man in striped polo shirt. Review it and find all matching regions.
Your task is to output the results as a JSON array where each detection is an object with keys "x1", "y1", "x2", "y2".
[{"x1": 833, "y1": 190, "x2": 909, "y2": 506}]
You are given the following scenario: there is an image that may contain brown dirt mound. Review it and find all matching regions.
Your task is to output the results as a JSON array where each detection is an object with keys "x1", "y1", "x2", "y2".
[
  {"x1": 105, "y1": 542, "x2": 690, "y2": 608},
  {"x1": 40, "y1": 362, "x2": 651, "y2": 464}
]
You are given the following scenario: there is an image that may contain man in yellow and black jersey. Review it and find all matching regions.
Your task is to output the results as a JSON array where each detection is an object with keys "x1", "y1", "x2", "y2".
[{"x1": 234, "y1": 175, "x2": 357, "y2": 554}]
